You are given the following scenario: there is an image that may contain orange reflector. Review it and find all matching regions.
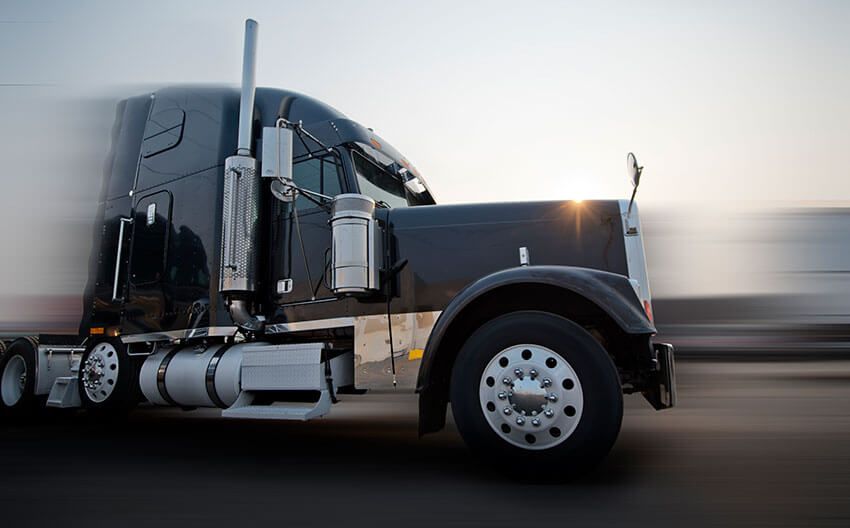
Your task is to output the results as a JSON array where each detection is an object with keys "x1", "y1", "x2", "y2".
[
  {"x1": 643, "y1": 300, "x2": 654, "y2": 323},
  {"x1": 370, "y1": 138, "x2": 382, "y2": 150},
  {"x1": 90, "y1": 327, "x2": 105, "y2": 335}
]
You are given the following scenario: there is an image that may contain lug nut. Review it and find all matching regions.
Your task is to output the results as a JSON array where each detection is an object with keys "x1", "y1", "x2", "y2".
[
  {"x1": 531, "y1": 418, "x2": 541, "y2": 427},
  {"x1": 502, "y1": 377, "x2": 512, "y2": 386},
  {"x1": 497, "y1": 392, "x2": 507, "y2": 400},
  {"x1": 513, "y1": 368, "x2": 524, "y2": 378},
  {"x1": 529, "y1": 369, "x2": 538, "y2": 379},
  {"x1": 547, "y1": 393, "x2": 558, "y2": 402},
  {"x1": 516, "y1": 416, "x2": 526, "y2": 426},
  {"x1": 542, "y1": 378, "x2": 552, "y2": 387},
  {"x1": 503, "y1": 407, "x2": 513, "y2": 416},
  {"x1": 544, "y1": 409, "x2": 555, "y2": 418}
]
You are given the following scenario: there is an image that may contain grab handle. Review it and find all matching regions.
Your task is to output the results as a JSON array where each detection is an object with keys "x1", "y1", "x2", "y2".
[{"x1": 112, "y1": 217, "x2": 133, "y2": 302}]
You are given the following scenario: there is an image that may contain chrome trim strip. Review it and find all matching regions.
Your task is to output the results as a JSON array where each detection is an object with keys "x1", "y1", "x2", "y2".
[
  {"x1": 41, "y1": 347, "x2": 85, "y2": 354},
  {"x1": 120, "y1": 326, "x2": 238, "y2": 344},
  {"x1": 265, "y1": 317, "x2": 355, "y2": 335},
  {"x1": 278, "y1": 297, "x2": 337, "y2": 308}
]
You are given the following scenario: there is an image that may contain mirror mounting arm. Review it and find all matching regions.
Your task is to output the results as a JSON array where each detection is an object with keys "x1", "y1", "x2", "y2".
[{"x1": 627, "y1": 183, "x2": 639, "y2": 218}]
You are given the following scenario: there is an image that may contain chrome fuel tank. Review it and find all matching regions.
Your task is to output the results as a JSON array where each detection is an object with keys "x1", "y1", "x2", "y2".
[{"x1": 139, "y1": 343, "x2": 244, "y2": 408}]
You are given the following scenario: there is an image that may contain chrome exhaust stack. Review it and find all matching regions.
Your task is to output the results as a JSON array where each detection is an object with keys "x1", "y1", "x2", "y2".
[{"x1": 220, "y1": 19, "x2": 264, "y2": 332}]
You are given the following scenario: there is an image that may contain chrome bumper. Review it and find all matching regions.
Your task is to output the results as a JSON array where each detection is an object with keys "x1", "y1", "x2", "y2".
[{"x1": 644, "y1": 342, "x2": 677, "y2": 410}]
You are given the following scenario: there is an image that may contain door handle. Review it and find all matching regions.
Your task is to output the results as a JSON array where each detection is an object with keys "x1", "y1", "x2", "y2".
[{"x1": 112, "y1": 217, "x2": 133, "y2": 302}]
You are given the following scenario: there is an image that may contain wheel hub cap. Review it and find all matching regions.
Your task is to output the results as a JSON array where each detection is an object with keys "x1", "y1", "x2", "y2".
[
  {"x1": 508, "y1": 377, "x2": 548, "y2": 416},
  {"x1": 479, "y1": 344, "x2": 584, "y2": 450},
  {"x1": 82, "y1": 343, "x2": 119, "y2": 403},
  {"x1": 1, "y1": 354, "x2": 27, "y2": 407}
]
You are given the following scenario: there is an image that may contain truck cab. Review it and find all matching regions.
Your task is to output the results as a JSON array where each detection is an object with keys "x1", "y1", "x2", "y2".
[{"x1": 0, "y1": 20, "x2": 674, "y2": 474}]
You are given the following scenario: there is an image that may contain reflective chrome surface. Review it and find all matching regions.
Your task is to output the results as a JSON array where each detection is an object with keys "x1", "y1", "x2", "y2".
[
  {"x1": 81, "y1": 342, "x2": 120, "y2": 403},
  {"x1": 478, "y1": 344, "x2": 584, "y2": 451},
  {"x1": 111, "y1": 217, "x2": 132, "y2": 302},
  {"x1": 265, "y1": 317, "x2": 354, "y2": 335},
  {"x1": 120, "y1": 326, "x2": 238, "y2": 344}
]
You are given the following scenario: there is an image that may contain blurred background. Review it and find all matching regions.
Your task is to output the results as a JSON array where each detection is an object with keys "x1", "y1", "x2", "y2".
[
  {"x1": 2, "y1": 0, "x2": 850, "y2": 354},
  {"x1": 1, "y1": 1, "x2": 849, "y2": 526}
]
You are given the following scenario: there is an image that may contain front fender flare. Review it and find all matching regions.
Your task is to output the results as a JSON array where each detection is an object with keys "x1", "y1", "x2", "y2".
[{"x1": 416, "y1": 265, "x2": 655, "y2": 435}]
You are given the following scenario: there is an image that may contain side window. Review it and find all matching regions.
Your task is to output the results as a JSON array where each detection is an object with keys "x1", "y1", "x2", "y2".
[
  {"x1": 292, "y1": 155, "x2": 343, "y2": 210},
  {"x1": 352, "y1": 152, "x2": 408, "y2": 208}
]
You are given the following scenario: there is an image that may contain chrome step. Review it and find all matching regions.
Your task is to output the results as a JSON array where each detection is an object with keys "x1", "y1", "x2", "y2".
[
  {"x1": 221, "y1": 342, "x2": 352, "y2": 422},
  {"x1": 221, "y1": 389, "x2": 333, "y2": 421},
  {"x1": 46, "y1": 376, "x2": 81, "y2": 408}
]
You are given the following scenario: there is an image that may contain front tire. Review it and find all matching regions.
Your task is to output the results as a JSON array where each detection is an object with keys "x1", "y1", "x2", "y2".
[
  {"x1": 78, "y1": 338, "x2": 141, "y2": 413},
  {"x1": 450, "y1": 311, "x2": 623, "y2": 474}
]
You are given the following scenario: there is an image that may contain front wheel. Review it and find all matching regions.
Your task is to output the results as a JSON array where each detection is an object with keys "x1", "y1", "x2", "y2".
[{"x1": 450, "y1": 311, "x2": 623, "y2": 474}]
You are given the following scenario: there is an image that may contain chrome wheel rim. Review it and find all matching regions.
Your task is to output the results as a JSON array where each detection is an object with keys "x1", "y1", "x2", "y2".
[
  {"x1": 1, "y1": 354, "x2": 27, "y2": 406},
  {"x1": 82, "y1": 343, "x2": 120, "y2": 403},
  {"x1": 479, "y1": 344, "x2": 584, "y2": 450}
]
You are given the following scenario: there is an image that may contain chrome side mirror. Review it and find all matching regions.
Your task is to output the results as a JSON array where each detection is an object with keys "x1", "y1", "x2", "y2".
[
  {"x1": 627, "y1": 152, "x2": 642, "y2": 189},
  {"x1": 261, "y1": 125, "x2": 294, "y2": 181},
  {"x1": 625, "y1": 152, "x2": 644, "y2": 220},
  {"x1": 263, "y1": 124, "x2": 296, "y2": 202}
]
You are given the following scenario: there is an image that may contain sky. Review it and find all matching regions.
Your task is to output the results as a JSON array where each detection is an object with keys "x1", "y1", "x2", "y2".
[
  {"x1": 0, "y1": 0, "x2": 849, "y2": 301},
  {"x1": 3, "y1": 0, "x2": 849, "y2": 204}
]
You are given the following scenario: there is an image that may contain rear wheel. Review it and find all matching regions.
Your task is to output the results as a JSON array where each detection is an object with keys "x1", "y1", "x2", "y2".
[
  {"x1": 450, "y1": 311, "x2": 623, "y2": 474},
  {"x1": 0, "y1": 337, "x2": 40, "y2": 415},
  {"x1": 78, "y1": 338, "x2": 141, "y2": 413}
]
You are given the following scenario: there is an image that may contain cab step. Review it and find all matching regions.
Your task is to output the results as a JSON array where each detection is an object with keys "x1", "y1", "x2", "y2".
[
  {"x1": 221, "y1": 389, "x2": 334, "y2": 421},
  {"x1": 221, "y1": 342, "x2": 353, "y2": 421},
  {"x1": 46, "y1": 376, "x2": 81, "y2": 408}
]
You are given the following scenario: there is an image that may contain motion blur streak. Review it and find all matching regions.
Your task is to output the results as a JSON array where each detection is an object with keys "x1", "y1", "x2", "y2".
[{"x1": 1, "y1": 360, "x2": 849, "y2": 527}]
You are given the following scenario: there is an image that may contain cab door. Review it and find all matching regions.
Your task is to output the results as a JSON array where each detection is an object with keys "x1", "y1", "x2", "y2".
[{"x1": 121, "y1": 190, "x2": 173, "y2": 334}]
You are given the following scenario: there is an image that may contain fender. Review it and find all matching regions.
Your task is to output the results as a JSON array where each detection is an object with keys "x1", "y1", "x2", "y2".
[{"x1": 416, "y1": 265, "x2": 656, "y2": 435}]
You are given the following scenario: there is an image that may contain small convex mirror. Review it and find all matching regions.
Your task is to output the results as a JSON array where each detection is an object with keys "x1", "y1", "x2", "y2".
[
  {"x1": 627, "y1": 152, "x2": 642, "y2": 189},
  {"x1": 399, "y1": 168, "x2": 426, "y2": 194},
  {"x1": 261, "y1": 126, "x2": 293, "y2": 180},
  {"x1": 270, "y1": 179, "x2": 295, "y2": 202}
]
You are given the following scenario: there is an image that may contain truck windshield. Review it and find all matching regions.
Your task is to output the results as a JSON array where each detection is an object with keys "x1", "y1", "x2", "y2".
[{"x1": 352, "y1": 151, "x2": 409, "y2": 208}]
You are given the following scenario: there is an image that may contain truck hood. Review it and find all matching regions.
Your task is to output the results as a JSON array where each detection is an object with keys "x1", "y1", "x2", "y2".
[{"x1": 385, "y1": 200, "x2": 628, "y2": 313}]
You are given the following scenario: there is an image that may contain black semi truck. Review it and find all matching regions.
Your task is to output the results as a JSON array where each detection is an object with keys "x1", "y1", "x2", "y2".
[{"x1": 0, "y1": 20, "x2": 674, "y2": 470}]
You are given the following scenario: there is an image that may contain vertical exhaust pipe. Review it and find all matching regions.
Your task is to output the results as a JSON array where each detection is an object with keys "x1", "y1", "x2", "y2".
[
  {"x1": 237, "y1": 19, "x2": 258, "y2": 156},
  {"x1": 220, "y1": 19, "x2": 263, "y2": 332}
]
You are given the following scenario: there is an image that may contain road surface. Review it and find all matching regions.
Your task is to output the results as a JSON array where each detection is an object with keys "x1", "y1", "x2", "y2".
[{"x1": 1, "y1": 359, "x2": 849, "y2": 527}]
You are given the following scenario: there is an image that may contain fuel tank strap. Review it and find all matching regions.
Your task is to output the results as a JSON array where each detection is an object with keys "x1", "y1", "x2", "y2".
[
  {"x1": 205, "y1": 344, "x2": 233, "y2": 408},
  {"x1": 156, "y1": 347, "x2": 181, "y2": 406}
]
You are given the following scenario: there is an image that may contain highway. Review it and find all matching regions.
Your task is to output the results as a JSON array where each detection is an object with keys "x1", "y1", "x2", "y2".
[{"x1": 1, "y1": 359, "x2": 849, "y2": 527}]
